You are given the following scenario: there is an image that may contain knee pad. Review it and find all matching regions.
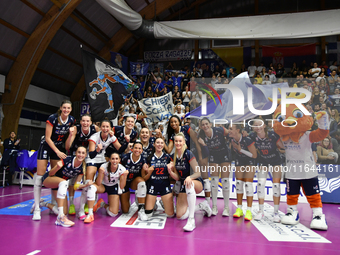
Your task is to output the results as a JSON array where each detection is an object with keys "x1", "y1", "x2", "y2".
[
  {"x1": 34, "y1": 174, "x2": 43, "y2": 188},
  {"x1": 221, "y1": 178, "x2": 229, "y2": 191},
  {"x1": 179, "y1": 208, "x2": 189, "y2": 220},
  {"x1": 257, "y1": 178, "x2": 266, "y2": 199},
  {"x1": 136, "y1": 182, "x2": 146, "y2": 198},
  {"x1": 87, "y1": 185, "x2": 97, "y2": 201},
  {"x1": 236, "y1": 180, "x2": 244, "y2": 194},
  {"x1": 57, "y1": 181, "x2": 69, "y2": 199},
  {"x1": 174, "y1": 181, "x2": 181, "y2": 195},
  {"x1": 203, "y1": 179, "x2": 211, "y2": 193},
  {"x1": 245, "y1": 182, "x2": 253, "y2": 197},
  {"x1": 185, "y1": 182, "x2": 195, "y2": 195},
  {"x1": 106, "y1": 206, "x2": 118, "y2": 217},
  {"x1": 272, "y1": 183, "x2": 280, "y2": 198},
  {"x1": 211, "y1": 176, "x2": 219, "y2": 190}
]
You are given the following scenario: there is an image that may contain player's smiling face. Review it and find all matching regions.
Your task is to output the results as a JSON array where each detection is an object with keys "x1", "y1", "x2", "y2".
[
  {"x1": 60, "y1": 103, "x2": 72, "y2": 117},
  {"x1": 140, "y1": 128, "x2": 150, "y2": 142},
  {"x1": 252, "y1": 120, "x2": 265, "y2": 134},
  {"x1": 76, "y1": 147, "x2": 86, "y2": 161},
  {"x1": 132, "y1": 143, "x2": 142, "y2": 157},
  {"x1": 170, "y1": 117, "x2": 180, "y2": 132},
  {"x1": 125, "y1": 117, "x2": 135, "y2": 130},
  {"x1": 110, "y1": 153, "x2": 120, "y2": 166},
  {"x1": 101, "y1": 121, "x2": 111, "y2": 134},
  {"x1": 174, "y1": 136, "x2": 185, "y2": 150},
  {"x1": 81, "y1": 116, "x2": 91, "y2": 129},
  {"x1": 201, "y1": 119, "x2": 211, "y2": 132},
  {"x1": 155, "y1": 138, "x2": 164, "y2": 152}
]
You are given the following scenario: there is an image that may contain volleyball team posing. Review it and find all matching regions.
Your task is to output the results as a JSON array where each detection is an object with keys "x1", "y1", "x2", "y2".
[{"x1": 31, "y1": 100, "x2": 295, "y2": 231}]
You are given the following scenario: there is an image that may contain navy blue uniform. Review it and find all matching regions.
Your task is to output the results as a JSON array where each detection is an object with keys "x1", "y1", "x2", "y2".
[
  {"x1": 170, "y1": 149, "x2": 203, "y2": 193},
  {"x1": 38, "y1": 113, "x2": 75, "y2": 160},
  {"x1": 147, "y1": 153, "x2": 171, "y2": 196},
  {"x1": 105, "y1": 126, "x2": 137, "y2": 157},
  {"x1": 200, "y1": 127, "x2": 230, "y2": 164},
  {"x1": 42, "y1": 156, "x2": 83, "y2": 186},
  {"x1": 229, "y1": 135, "x2": 256, "y2": 166},
  {"x1": 142, "y1": 137, "x2": 155, "y2": 159},
  {"x1": 121, "y1": 153, "x2": 147, "y2": 193},
  {"x1": 70, "y1": 124, "x2": 97, "y2": 154},
  {"x1": 249, "y1": 131, "x2": 282, "y2": 166},
  {"x1": 170, "y1": 125, "x2": 192, "y2": 149}
]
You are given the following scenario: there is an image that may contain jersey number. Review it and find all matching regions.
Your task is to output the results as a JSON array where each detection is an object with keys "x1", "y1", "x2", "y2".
[
  {"x1": 178, "y1": 170, "x2": 183, "y2": 177},
  {"x1": 155, "y1": 168, "x2": 164, "y2": 175},
  {"x1": 129, "y1": 173, "x2": 134, "y2": 179},
  {"x1": 261, "y1": 149, "x2": 269, "y2": 155}
]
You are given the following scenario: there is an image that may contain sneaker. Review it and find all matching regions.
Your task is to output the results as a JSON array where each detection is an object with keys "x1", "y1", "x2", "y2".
[
  {"x1": 183, "y1": 217, "x2": 196, "y2": 232},
  {"x1": 84, "y1": 214, "x2": 94, "y2": 224},
  {"x1": 233, "y1": 208, "x2": 244, "y2": 218},
  {"x1": 200, "y1": 201, "x2": 212, "y2": 217},
  {"x1": 211, "y1": 205, "x2": 218, "y2": 216},
  {"x1": 254, "y1": 211, "x2": 264, "y2": 221},
  {"x1": 281, "y1": 208, "x2": 299, "y2": 225},
  {"x1": 55, "y1": 215, "x2": 75, "y2": 227},
  {"x1": 244, "y1": 210, "x2": 253, "y2": 221},
  {"x1": 138, "y1": 208, "x2": 148, "y2": 221},
  {"x1": 79, "y1": 213, "x2": 86, "y2": 221},
  {"x1": 30, "y1": 199, "x2": 44, "y2": 214},
  {"x1": 32, "y1": 209, "x2": 41, "y2": 221},
  {"x1": 93, "y1": 198, "x2": 105, "y2": 213},
  {"x1": 68, "y1": 204, "x2": 76, "y2": 215},
  {"x1": 310, "y1": 214, "x2": 328, "y2": 230},
  {"x1": 222, "y1": 207, "x2": 230, "y2": 217},
  {"x1": 84, "y1": 204, "x2": 89, "y2": 215},
  {"x1": 273, "y1": 213, "x2": 281, "y2": 223}
]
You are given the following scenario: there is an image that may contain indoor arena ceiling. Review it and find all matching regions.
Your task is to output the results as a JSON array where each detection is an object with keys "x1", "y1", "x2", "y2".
[{"x1": 1, "y1": 0, "x2": 340, "y2": 114}]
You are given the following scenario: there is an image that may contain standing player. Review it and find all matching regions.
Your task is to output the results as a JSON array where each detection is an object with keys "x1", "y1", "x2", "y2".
[
  {"x1": 79, "y1": 120, "x2": 123, "y2": 221},
  {"x1": 66, "y1": 114, "x2": 99, "y2": 215},
  {"x1": 250, "y1": 119, "x2": 284, "y2": 222},
  {"x1": 32, "y1": 100, "x2": 75, "y2": 221},
  {"x1": 229, "y1": 124, "x2": 257, "y2": 221},
  {"x1": 120, "y1": 142, "x2": 149, "y2": 220},
  {"x1": 85, "y1": 152, "x2": 128, "y2": 223},
  {"x1": 171, "y1": 133, "x2": 204, "y2": 231},
  {"x1": 139, "y1": 127, "x2": 155, "y2": 159},
  {"x1": 142, "y1": 137, "x2": 179, "y2": 219},
  {"x1": 198, "y1": 118, "x2": 231, "y2": 216}
]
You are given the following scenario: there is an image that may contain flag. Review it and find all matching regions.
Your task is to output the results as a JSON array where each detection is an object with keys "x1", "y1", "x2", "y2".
[
  {"x1": 110, "y1": 52, "x2": 128, "y2": 74},
  {"x1": 186, "y1": 72, "x2": 288, "y2": 121},
  {"x1": 82, "y1": 50, "x2": 134, "y2": 122},
  {"x1": 130, "y1": 62, "x2": 149, "y2": 75}
]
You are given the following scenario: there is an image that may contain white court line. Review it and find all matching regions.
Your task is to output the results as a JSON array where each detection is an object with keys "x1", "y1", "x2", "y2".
[
  {"x1": 0, "y1": 191, "x2": 34, "y2": 198},
  {"x1": 27, "y1": 250, "x2": 41, "y2": 255}
]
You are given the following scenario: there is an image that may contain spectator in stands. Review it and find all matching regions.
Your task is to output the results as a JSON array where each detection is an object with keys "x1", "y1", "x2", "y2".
[
  {"x1": 202, "y1": 65, "x2": 212, "y2": 78},
  {"x1": 220, "y1": 69, "x2": 227, "y2": 78},
  {"x1": 173, "y1": 105, "x2": 185, "y2": 120},
  {"x1": 262, "y1": 75, "x2": 271, "y2": 85},
  {"x1": 328, "y1": 70, "x2": 338, "y2": 94},
  {"x1": 181, "y1": 71, "x2": 191, "y2": 90},
  {"x1": 240, "y1": 64, "x2": 247, "y2": 73},
  {"x1": 173, "y1": 91, "x2": 182, "y2": 105},
  {"x1": 1, "y1": 131, "x2": 21, "y2": 184},
  {"x1": 247, "y1": 61, "x2": 257, "y2": 78},
  {"x1": 268, "y1": 63, "x2": 276, "y2": 74},
  {"x1": 255, "y1": 73, "x2": 263, "y2": 84},
  {"x1": 152, "y1": 76, "x2": 165, "y2": 94},
  {"x1": 257, "y1": 62, "x2": 265, "y2": 73},
  {"x1": 144, "y1": 85, "x2": 153, "y2": 98},
  {"x1": 182, "y1": 85, "x2": 191, "y2": 108},
  {"x1": 289, "y1": 62, "x2": 299, "y2": 77},
  {"x1": 172, "y1": 72, "x2": 183, "y2": 91},
  {"x1": 191, "y1": 86, "x2": 203, "y2": 107},
  {"x1": 329, "y1": 88, "x2": 340, "y2": 112},
  {"x1": 163, "y1": 75, "x2": 173, "y2": 92},
  {"x1": 329, "y1": 109, "x2": 339, "y2": 138},
  {"x1": 318, "y1": 79, "x2": 329, "y2": 95},
  {"x1": 276, "y1": 63, "x2": 285, "y2": 78},
  {"x1": 317, "y1": 137, "x2": 337, "y2": 164},
  {"x1": 259, "y1": 67, "x2": 268, "y2": 79},
  {"x1": 310, "y1": 62, "x2": 321, "y2": 78},
  {"x1": 319, "y1": 61, "x2": 328, "y2": 70},
  {"x1": 331, "y1": 131, "x2": 340, "y2": 162},
  {"x1": 153, "y1": 66, "x2": 163, "y2": 78},
  {"x1": 214, "y1": 65, "x2": 221, "y2": 77},
  {"x1": 268, "y1": 69, "x2": 277, "y2": 83},
  {"x1": 228, "y1": 68, "x2": 237, "y2": 79}
]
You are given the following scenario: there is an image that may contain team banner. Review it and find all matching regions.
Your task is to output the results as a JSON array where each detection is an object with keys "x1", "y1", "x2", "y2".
[
  {"x1": 110, "y1": 52, "x2": 128, "y2": 74},
  {"x1": 82, "y1": 50, "x2": 134, "y2": 122},
  {"x1": 138, "y1": 92, "x2": 174, "y2": 125},
  {"x1": 130, "y1": 62, "x2": 149, "y2": 75},
  {"x1": 144, "y1": 49, "x2": 192, "y2": 62}
]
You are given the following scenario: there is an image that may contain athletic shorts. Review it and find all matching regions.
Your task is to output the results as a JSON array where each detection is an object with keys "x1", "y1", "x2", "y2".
[
  {"x1": 234, "y1": 157, "x2": 256, "y2": 166},
  {"x1": 104, "y1": 184, "x2": 119, "y2": 195},
  {"x1": 209, "y1": 150, "x2": 230, "y2": 164},
  {"x1": 286, "y1": 177, "x2": 320, "y2": 196},
  {"x1": 86, "y1": 162, "x2": 105, "y2": 169},
  {"x1": 37, "y1": 143, "x2": 64, "y2": 160},
  {"x1": 147, "y1": 181, "x2": 172, "y2": 196},
  {"x1": 179, "y1": 176, "x2": 204, "y2": 193},
  {"x1": 191, "y1": 146, "x2": 209, "y2": 160},
  {"x1": 41, "y1": 171, "x2": 64, "y2": 191}
]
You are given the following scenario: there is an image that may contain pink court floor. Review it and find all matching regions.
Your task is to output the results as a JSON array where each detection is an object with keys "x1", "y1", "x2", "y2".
[{"x1": 1, "y1": 185, "x2": 339, "y2": 255}]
